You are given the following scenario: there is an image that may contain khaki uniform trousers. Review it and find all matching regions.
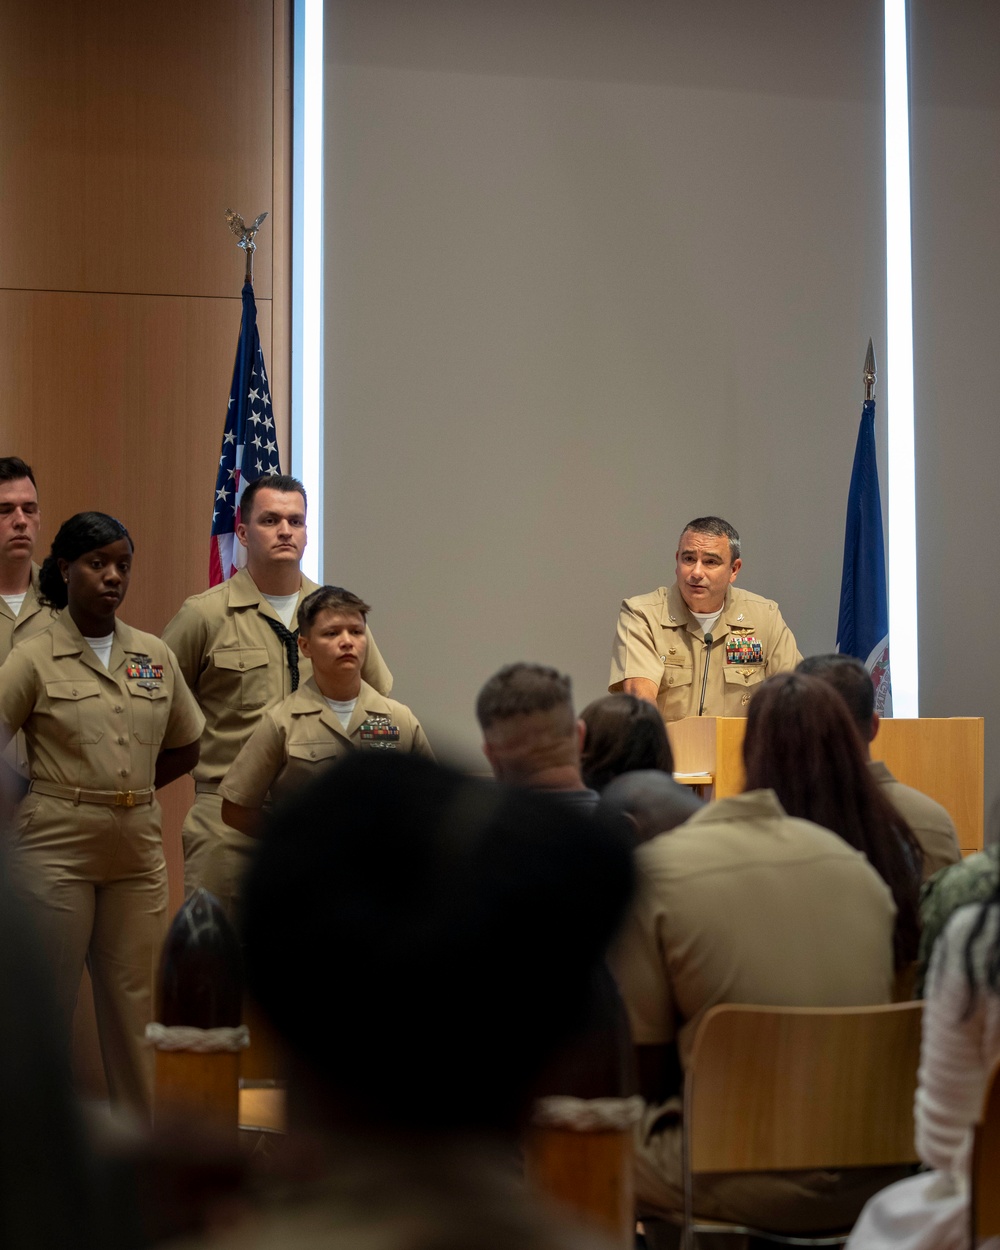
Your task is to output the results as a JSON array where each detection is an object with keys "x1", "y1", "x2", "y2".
[
  {"x1": 634, "y1": 1102, "x2": 909, "y2": 1244},
  {"x1": 10, "y1": 790, "x2": 168, "y2": 1115},
  {"x1": 188, "y1": 791, "x2": 256, "y2": 925}
]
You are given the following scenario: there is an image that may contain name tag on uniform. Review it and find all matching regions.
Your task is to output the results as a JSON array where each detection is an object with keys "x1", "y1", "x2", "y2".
[
  {"x1": 726, "y1": 632, "x2": 763, "y2": 665},
  {"x1": 126, "y1": 655, "x2": 164, "y2": 683},
  {"x1": 359, "y1": 715, "x2": 400, "y2": 749}
]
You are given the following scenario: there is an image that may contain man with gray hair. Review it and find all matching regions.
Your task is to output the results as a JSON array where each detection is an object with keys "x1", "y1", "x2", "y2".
[
  {"x1": 476, "y1": 663, "x2": 598, "y2": 809},
  {"x1": 609, "y1": 515, "x2": 800, "y2": 721}
]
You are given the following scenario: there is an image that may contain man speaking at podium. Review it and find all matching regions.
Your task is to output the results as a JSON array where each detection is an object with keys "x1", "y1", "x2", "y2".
[{"x1": 608, "y1": 516, "x2": 801, "y2": 721}]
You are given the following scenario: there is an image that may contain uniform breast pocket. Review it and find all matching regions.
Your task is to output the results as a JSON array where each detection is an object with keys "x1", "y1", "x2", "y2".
[
  {"x1": 211, "y1": 647, "x2": 270, "y2": 710},
  {"x1": 44, "y1": 680, "x2": 105, "y2": 745},
  {"x1": 127, "y1": 683, "x2": 171, "y2": 744},
  {"x1": 658, "y1": 662, "x2": 694, "y2": 719},
  {"x1": 722, "y1": 663, "x2": 766, "y2": 713},
  {"x1": 287, "y1": 741, "x2": 345, "y2": 766}
]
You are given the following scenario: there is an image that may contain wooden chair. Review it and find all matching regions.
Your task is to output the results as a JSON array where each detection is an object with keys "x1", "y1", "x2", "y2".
[
  {"x1": 971, "y1": 1053, "x2": 1000, "y2": 1241},
  {"x1": 681, "y1": 1001, "x2": 923, "y2": 1248}
]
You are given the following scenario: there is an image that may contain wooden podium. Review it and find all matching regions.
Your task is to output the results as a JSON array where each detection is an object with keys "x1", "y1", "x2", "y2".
[{"x1": 666, "y1": 717, "x2": 984, "y2": 855}]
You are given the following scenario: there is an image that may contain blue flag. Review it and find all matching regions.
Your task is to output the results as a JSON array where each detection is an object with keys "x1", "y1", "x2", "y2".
[
  {"x1": 837, "y1": 398, "x2": 891, "y2": 714},
  {"x1": 209, "y1": 281, "x2": 281, "y2": 585}
]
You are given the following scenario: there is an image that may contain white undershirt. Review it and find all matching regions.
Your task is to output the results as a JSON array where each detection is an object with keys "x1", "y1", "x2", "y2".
[
  {"x1": 262, "y1": 592, "x2": 299, "y2": 630},
  {"x1": 83, "y1": 632, "x2": 115, "y2": 670},
  {"x1": 2, "y1": 591, "x2": 27, "y2": 616},
  {"x1": 691, "y1": 609, "x2": 723, "y2": 638},
  {"x1": 324, "y1": 696, "x2": 357, "y2": 730}
]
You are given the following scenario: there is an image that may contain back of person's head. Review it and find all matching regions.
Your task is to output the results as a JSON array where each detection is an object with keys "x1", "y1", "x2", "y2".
[
  {"x1": 475, "y1": 663, "x2": 580, "y2": 782},
  {"x1": 743, "y1": 672, "x2": 922, "y2": 969},
  {"x1": 579, "y1": 694, "x2": 674, "y2": 792},
  {"x1": 797, "y1": 653, "x2": 875, "y2": 739},
  {"x1": 597, "y1": 769, "x2": 702, "y2": 845},
  {"x1": 242, "y1": 753, "x2": 635, "y2": 1133}
]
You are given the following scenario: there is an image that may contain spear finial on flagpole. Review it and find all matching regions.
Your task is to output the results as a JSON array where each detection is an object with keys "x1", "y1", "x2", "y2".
[
  {"x1": 863, "y1": 338, "x2": 877, "y2": 402},
  {"x1": 224, "y1": 209, "x2": 269, "y2": 285}
]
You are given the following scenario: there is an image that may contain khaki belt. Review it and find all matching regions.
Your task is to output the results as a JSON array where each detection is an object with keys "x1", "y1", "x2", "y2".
[
  {"x1": 29, "y1": 780, "x2": 155, "y2": 808},
  {"x1": 194, "y1": 782, "x2": 220, "y2": 796}
]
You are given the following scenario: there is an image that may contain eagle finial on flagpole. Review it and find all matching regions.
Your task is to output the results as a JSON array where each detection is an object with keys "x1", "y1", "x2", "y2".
[
  {"x1": 225, "y1": 209, "x2": 269, "y2": 285},
  {"x1": 863, "y1": 338, "x2": 877, "y2": 402}
]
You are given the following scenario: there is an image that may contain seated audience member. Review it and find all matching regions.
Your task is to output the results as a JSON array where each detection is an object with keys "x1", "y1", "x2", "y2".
[
  {"x1": 219, "y1": 586, "x2": 433, "y2": 838},
  {"x1": 797, "y1": 653, "x2": 961, "y2": 881},
  {"x1": 743, "y1": 671, "x2": 923, "y2": 973},
  {"x1": 184, "y1": 752, "x2": 635, "y2": 1250},
  {"x1": 611, "y1": 696, "x2": 902, "y2": 1241},
  {"x1": 476, "y1": 663, "x2": 598, "y2": 808},
  {"x1": 917, "y1": 841, "x2": 1000, "y2": 996},
  {"x1": 597, "y1": 770, "x2": 702, "y2": 846},
  {"x1": 846, "y1": 879, "x2": 1000, "y2": 1250},
  {"x1": 579, "y1": 693, "x2": 675, "y2": 792}
]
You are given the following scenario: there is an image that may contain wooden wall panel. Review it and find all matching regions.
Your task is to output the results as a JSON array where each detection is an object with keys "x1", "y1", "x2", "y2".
[
  {"x1": 0, "y1": 0, "x2": 274, "y2": 299},
  {"x1": 0, "y1": 288, "x2": 273, "y2": 632}
]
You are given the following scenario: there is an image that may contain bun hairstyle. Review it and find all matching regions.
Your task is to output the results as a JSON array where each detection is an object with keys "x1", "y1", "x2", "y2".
[{"x1": 38, "y1": 512, "x2": 134, "y2": 610}]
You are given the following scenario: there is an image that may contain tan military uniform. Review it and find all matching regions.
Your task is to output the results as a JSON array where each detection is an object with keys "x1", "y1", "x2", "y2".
[
  {"x1": 0, "y1": 613, "x2": 204, "y2": 1113},
  {"x1": 609, "y1": 583, "x2": 801, "y2": 721},
  {"x1": 162, "y1": 568, "x2": 393, "y2": 896},
  {"x1": 220, "y1": 677, "x2": 434, "y2": 811},
  {"x1": 868, "y1": 759, "x2": 961, "y2": 882},
  {"x1": 0, "y1": 564, "x2": 58, "y2": 776},
  {"x1": 611, "y1": 789, "x2": 898, "y2": 1230}
]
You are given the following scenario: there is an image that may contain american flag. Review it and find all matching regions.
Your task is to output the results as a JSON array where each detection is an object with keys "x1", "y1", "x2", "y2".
[{"x1": 209, "y1": 281, "x2": 282, "y2": 585}]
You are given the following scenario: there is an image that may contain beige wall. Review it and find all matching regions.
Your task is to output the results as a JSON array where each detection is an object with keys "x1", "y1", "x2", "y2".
[
  {"x1": 323, "y1": 0, "x2": 886, "y2": 767},
  {"x1": 0, "y1": 0, "x2": 291, "y2": 1089},
  {"x1": 910, "y1": 2, "x2": 1000, "y2": 819}
]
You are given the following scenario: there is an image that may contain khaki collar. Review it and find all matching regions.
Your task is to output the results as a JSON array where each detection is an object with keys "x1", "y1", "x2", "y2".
[
  {"x1": 685, "y1": 788, "x2": 787, "y2": 826},
  {"x1": 226, "y1": 567, "x2": 317, "y2": 623},
  {"x1": 0, "y1": 564, "x2": 42, "y2": 624},
  {"x1": 290, "y1": 677, "x2": 392, "y2": 739},
  {"x1": 662, "y1": 584, "x2": 756, "y2": 639},
  {"x1": 51, "y1": 613, "x2": 150, "y2": 678}
]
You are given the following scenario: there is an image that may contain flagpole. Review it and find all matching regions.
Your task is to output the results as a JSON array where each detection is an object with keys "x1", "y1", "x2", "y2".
[
  {"x1": 863, "y1": 337, "x2": 876, "y2": 403},
  {"x1": 224, "y1": 209, "x2": 269, "y2": 286}
]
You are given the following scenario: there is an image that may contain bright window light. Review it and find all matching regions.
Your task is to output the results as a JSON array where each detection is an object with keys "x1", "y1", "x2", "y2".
[
  {"x1": 291, "y1": 0, "x2": 324, "y2": 582},
  {"x1": 884, "y1": 0, "x2": 918, "y2": 716}
]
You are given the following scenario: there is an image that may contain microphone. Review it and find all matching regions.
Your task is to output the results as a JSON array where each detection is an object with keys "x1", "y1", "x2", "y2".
[{"x1": 698, "y1": 633, "x2": 714, "y2": 716}]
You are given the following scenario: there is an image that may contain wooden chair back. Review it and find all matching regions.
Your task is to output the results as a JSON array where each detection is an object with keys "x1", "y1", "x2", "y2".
[
  {"x1": 684, "y1": 1001, "x2": 923, "y2": 1175},
  {"x1": 972, "y1": 1054, "x2": 1000, "y2": 1239}
]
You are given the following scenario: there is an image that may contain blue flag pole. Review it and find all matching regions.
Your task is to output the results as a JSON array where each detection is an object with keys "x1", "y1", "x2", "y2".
[{"x1": 836, "y1": 340, "x2": 891, "y2": 714}]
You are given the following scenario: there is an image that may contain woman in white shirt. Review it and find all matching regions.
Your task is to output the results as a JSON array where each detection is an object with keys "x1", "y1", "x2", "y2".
[{"x1": 847, "y1": 886, "x2": 1000, "y2": 1249}]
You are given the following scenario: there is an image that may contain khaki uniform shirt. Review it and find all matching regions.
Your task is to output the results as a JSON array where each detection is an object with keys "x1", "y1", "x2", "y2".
[
  {"x1": 161, "y1": 569, "x2": 393, "y2": 786},
  {"x1": 0, "y1": 613, "x2": 204, "y2": 791},
  {"x1": 220, "y1": 676, "x2": 433, "y2": 809},
  {"x1": 868, "y1": 759, "x2": 961, "y2": 883},
  {"x1": 0, "y1": 565, "x2": 59, "y2": 775},
  {"x1": 610, "y1": 789, "x2": 896, "y2": 1069},
  {"x1": 609, "y1": 583, "x2": 801, "y2": 721}
]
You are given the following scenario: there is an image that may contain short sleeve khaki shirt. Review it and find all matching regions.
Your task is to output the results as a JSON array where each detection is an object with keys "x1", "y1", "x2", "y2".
[
  {"x1": 0, "y1": 614, "x2": 204, "y2": 792},
  {"x1": 162, "y1": 569, "x2": 394, "y2": 786},
  {"x1": 0, "y1": 566, "x2": 59, "y2": 774},
  {"x1": 219, "y1": 676, "x2": 434, "y2": 809},
  {"x1": 868, "y1": 759, "x2": 961, "y2": 882},
  {"x1": 608, "y1": 583, "x2": 801, "y2": 721}
]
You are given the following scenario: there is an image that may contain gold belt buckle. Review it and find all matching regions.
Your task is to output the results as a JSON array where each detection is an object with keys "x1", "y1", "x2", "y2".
[{"x1": 115, "y1": 790, "x2": 136, "y2": 807}]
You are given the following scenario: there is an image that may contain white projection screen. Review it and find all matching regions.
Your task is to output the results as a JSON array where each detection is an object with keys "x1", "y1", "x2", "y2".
[{"x1": 320, "y1": 0, "x2": 891, "y2": 767}]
